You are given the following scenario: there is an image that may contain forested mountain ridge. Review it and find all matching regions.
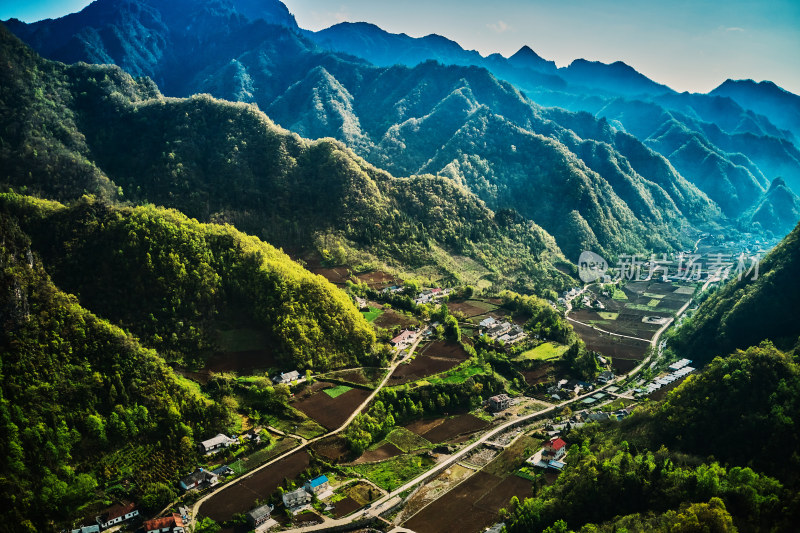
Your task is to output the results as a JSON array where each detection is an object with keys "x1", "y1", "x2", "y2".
[
  {"x1": 0, "y1": 209, "x2": 237, "y2": 530},
  {"x1": 305, "y1": 17, "x2": 800, "y2": 221},
  {"x1": 0, "y1": 193, "x2": 376, "y2": 370},
  {"x1": 670, "y1": 220, "x2": 800, "y2": 366},
  {"x1": 4, "y1": 1, "x2": 737, "y2": 260},
  {"x1": 0, "y1": 25, "x2": 573, "y2": 292}
]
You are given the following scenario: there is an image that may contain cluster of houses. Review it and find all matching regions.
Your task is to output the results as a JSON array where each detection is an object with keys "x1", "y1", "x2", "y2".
[
  {"x1": 637, "y1": 359, "x2": 694, "y2": 395},
  {"x1": 479, "y1": 317, "x2": 527, "y2": 345},
  {"x1": 547, "y1": 378, "x2": 594, "y2": 400},
  {"x1": 414, "y1": 287, "x2": 450, "y2": 305},
  {"x1": 282, "y1": 475, "x2": 332, "y2": 512}
]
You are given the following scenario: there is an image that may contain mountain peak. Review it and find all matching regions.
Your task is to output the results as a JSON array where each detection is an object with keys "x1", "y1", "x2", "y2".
[
  {"x1": 508, "y1": 45, "x2": 554, "y2": 71},
  {"x1": 769, "y1": 176, "x2": 789, "y2": 192}
]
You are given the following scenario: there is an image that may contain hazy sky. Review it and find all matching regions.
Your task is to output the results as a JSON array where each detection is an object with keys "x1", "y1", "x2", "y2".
[{"x1": 3, "y1": 0, "x2": 799, "y2": 94}]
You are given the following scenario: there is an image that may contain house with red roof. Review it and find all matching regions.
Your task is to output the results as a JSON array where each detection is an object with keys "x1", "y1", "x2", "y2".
[
  {"x1": 143, "y1": 513, "x2": 185, "y2": 533},
  {"x1": 543, "y1": 437, "x2": 567, "y2": 460}
]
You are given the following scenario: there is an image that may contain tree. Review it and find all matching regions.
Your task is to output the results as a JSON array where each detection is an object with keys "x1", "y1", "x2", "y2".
[
  {"x1": 192, "y1": 517, "x2": 221, "y2": 533},
  {"x1": 140, "y1": 482, "x2": 177, "y2": 512}
]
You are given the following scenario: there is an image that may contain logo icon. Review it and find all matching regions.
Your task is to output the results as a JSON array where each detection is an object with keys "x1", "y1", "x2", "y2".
[{"x1": 578, "y1": 251, "x2": 608, "y2": 283}]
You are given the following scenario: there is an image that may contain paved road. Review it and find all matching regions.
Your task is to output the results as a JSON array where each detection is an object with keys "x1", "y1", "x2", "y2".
[{"x1": 190, "y1": 328, "x2": 429, "y2": 526}]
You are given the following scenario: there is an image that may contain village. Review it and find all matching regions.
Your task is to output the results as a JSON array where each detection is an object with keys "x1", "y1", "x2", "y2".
[{"x1": 67, "y1": 272, "x2": 706, "y2": 533}]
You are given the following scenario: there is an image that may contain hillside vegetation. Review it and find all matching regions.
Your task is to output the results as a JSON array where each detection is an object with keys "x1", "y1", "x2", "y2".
[
  {"x1": 0, "y1": 193, "x2": 375, "y2": 369},
  {"x1": 670, "y1": 221, "x2": 800, "y2": 366},
  {"x1": 0, "y1": 24, "x2": 573, "y2": 292},
  {"x1": 0, "y1": 212, "x2": 233, "y2": 530}
]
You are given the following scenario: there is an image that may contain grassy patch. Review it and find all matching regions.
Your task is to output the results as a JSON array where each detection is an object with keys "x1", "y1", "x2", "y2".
[
  {"x1": 515, "y1": 466, "x2": 539, "y2": 482},
  {"x1": 346, "y1": 454, "x2": 435, "y2": 491},
  {"x1": 385, "y1": 427, "x2": 432, "y2": 453},
  {"x1": 647, "y1": 299, "x2": 660, "y2": 307},
  {"x1": 361, "y1": 307, "x2": 384, "y2": 323},
  {"x1": 264, "y1": 408, "x2": 326, "y2": 440},
  {"x1": 424, "y1": 360, "x2": 486, "y2": 386},
  {"x1": 324, "y1": 385, "x2": 353, "y2": 398},
  {"x1": 516, "y1": 342, "x2": 568, "y2": 362},
  {"x1": 227, "y1": 437, "x2": 299, "y2": 475},
  {"x1": 597, "y1": 312, "x2": 619, "y2": 320},
  {"x1": 611, "y1": 288, "x2": 628, "y2": 300},
  {"x1": 643, "y1": 293, "x2": 665, "y2": 299}
]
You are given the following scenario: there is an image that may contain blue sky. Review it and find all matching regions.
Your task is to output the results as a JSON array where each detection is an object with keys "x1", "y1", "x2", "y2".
[{"x1": 3, "y1": 0, "x2": 799, "y2": 94}]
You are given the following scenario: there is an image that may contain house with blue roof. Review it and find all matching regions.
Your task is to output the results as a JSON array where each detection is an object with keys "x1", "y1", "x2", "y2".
[{"x1": 304, "y1": 475, "x2": 330, "y2": 496}]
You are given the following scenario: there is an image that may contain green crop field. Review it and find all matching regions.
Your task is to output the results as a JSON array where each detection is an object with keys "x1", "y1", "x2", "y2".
[
  {"x1": 324, "y1": 385, "x2": 353, "y2": 398},
  {"x1": 516, "y1": 342, "x2": 569, "y2": 361},
  {"x1": 346, "y1": 454, "x2": 435, "y2": 491},
  {"x1": 612, "y1": 288, "x2": 628, "y2": 300},
  {"x1": 361, "y1": 307, "x2": 384, "y2": 323},
  {"x1": 597, "y1": 312, "x2": 619, "y2": 320}
]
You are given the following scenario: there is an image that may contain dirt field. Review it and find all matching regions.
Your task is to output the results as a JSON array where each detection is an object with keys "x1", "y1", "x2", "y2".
[
  {"x1": 292, "y1": 386, "x2": 371, "y2": 430},
  {"x1": 389, "y1": 356, "x2": 462, "y2": 384},
  {"x1": 200, "y1": 450, "x2": 310, "y2": 523},
  {"x1": 311, "y1": 436, "x2": 350, "y2": 462},
  {"x1": 410, "y1": 414, "x2": 489, "y2": 443},
  {"x1": 353, "y1": 442, "x2": 403, "y2": 464},
  {"x1": 331, "y1": 497, "x2": 361, "y2": 518},
  {"x1": 374, "y1": 309, "x2": 420, "y2": 329},
  {"x1": 308, "y1": 267, "x2": 350, "y2": 286},
  {"x1": 389, "y1": 340, "x2": 471, "y2": 384},
  {"x1": 570, "y1": 308, "x2": 664, "y2": 339},
  {"x1": 403, "y1": 470, "x2": 532, "y2": 533},
  {"x1": 420, "y1": 340, "x2": 470, "y2": 360},
  {"x1": 570, "y1": 321, "x2": 650, "y2": 361},
  {"x1": 520, "y1": 366, "x2": 555, "y2": 386},
  {"x1": 447, "y1": 299, "x2": 497, "y2": 318},
  {"x1": 354, "y1": 270, "x2": 397, "y2": 289},
  {"x1": 322, "y1": 367, "x2": 385, "y2": 388}
]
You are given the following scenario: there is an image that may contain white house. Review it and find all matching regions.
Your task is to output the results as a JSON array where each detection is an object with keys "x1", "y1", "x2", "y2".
[
  {"x1": 273, "y1": 370, "x2": 302, "y2": 385},
  {"x1": 199, "y1": 433, "x2": 235, "y2": 454},
  {"x1": 95, "y1": 502, "x2": 138, "y2": 529}
]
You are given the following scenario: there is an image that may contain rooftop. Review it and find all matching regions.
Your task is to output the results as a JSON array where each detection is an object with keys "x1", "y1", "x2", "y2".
[{"x1": 308, "y1": 475, "x2": 329, "y2": 488}]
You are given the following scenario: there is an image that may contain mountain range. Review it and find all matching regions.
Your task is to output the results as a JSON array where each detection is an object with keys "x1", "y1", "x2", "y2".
[
  {"x1": 11, "y1": 0, "x2": 800, "y2": 261},
  {"x1": 0, "y1": 24, "x2": 573, "y2": 293}
]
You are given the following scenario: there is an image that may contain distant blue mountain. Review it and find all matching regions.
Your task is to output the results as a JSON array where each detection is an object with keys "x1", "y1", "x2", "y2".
[{"x1": 711, "y1": 79, "x2": 800, "y2": 142}]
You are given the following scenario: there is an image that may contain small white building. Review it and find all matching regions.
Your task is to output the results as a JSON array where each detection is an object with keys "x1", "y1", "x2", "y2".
[
  {"x1": 95, "y1": 502, "x2": 138, "y2": 529},
  {"x1": 273, "y1": 370, "x2": 302, "y2": 385},
  {"x1": 199, "y1": 433, "x2": 235, "y2": 454}
]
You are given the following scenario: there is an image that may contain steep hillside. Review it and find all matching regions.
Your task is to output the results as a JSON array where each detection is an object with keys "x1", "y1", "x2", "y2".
[
  {"x1": 670, "y1": 221, "x2": 800, "y2": 366},
  {"x1": 0, "y1": 193, "x2": 375, "y2": 370},
  {"x1": 0, "y1": 25, "x2": 572, "y2": 293},
  {"x1": 0, "y1": 210, "x2": 232, "y2": 530},
  {"x1": 745, "y1": 177, "x2": 800, "y2": 236}
]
